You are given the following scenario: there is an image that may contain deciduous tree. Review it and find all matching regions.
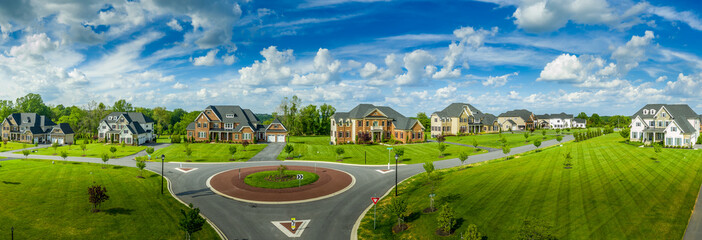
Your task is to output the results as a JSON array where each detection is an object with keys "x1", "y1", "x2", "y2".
[
  {"x1": 88, "y1": 184, "x2": 109, "y2": 212},
  {"x1": 179, "y1": 203, "x2": 206, "y2": 240},
  {"x1": 437, "y1": 205, "x2": 456, "y2": 234}
]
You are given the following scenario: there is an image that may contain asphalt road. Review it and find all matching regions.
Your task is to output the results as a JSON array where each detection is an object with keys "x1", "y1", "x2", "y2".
[
  {"x1": 0, "y1": 136, "x2": 576, "y2": 239},
  {"x1": 247, "y1": 143, "x2": 284, "y2": 162}
]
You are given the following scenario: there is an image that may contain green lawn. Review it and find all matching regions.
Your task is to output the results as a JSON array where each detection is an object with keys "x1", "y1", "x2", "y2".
[
  {"x1": 244, "y1": 170, "x2": 319, "y2": 189},
  {"x1": 0, "y1": 141, "x2": 30, "y2": 152},
  {"x1": 0, "y1": 159, "x2": 219, "y2": 239},
  {"x1": 443, "y1": 132, "x2": 560, "y2": 149},
  {"x1": 152, "y1": 143, "x2": 267, "y2": 162},
  {"x1": 358, "y1": 134, "x2": 702, "y2": 239},
  {"x1": 19, "y1": 143, "x2": 146, "y2": 158},
  {"x1": 277, "y1": 136, "x2": 486, "y2": 164}
]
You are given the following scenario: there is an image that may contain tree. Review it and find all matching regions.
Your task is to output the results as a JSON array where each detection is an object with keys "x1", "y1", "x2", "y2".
[
  {"x1": 52, "y1": 142, "x2": 59, "y2": 154},
  {"x1": 0, "y1": 100, "x2": 15, "y2": 120},
  {"x1": 15, "y1": 93, "x2": 51, "y2": 117},
  {"x1": 500, "y1": 136, "x2": 508, "y2": 146},
  {"x1": 436, "y1": 134, "x2": 445, "y2": 144},
  {"x1": 277, "y1": 164, "x2": 288, "y2": 177},
  {"x1": 146, "y1": 147, "x2": 155, "y2": 156},
  {"x1": 242, "y1": 140, "x2": 249, "y2": 151},
  {"x1": 416, "y1": 112, "x2": 431, "y2": 132},
  {"x1": 112, "y1": 99, "x2": 134, "y2": 112},
  {"x1": 576, "y1": 112, "x2": 588, "y2": 120},
  {"x1": 563, "y1": 152, "x2": 573, "y2": 169},
  {"x1": 437, "y1": 204, "x2": 456, "y2": 234},
  {"x1": 523, "y1": 132, "x2": 530, "y2": 142},
  {"x1": 334, "y1": 147, "x2": 345, "y2": 160},
  {"x1": 589, "y1": 113, "x2": 602, "y2": 127},
  {"x1": 185, "y1": 147, "x2": 193, "y2": 161},
  {"x1": 555, "y1": 128, "x2": 561, "y2": 135},
  {"x1": 458, "y1": 152, "x2": 469, "y2": 166},
  {"x1": 472, "y1": 138, "x2": 479, "y2": 150},
  {"x1": 109, "y1": 146, "x2": 117, "y2": 158},
  {"x1": 620, "y1": 127, "x2": 630, "y2": 139},
  {"x1": 179, "y1": 203, "x2": 206, "y2": 240},
  {"x1": 438, "y1": 144, "x2": 447, "y2": 157},
  {"x1": 556, "y1": 135, "x2": 563, "y2": 142},
  {"x1": 517, "y1": 217, "x2": 557, "y2": 240},
  {"x1": 229, "y1": 145, "x2": 238, "y2": 161},
  {"x1": 502, "y1": 146, "x2": 511, "y2": 158},
  {"x1": 464, "y1": 224, "x2": 483, "y2": 240},
  {"x1": 60, "y1": 151, "x2": 68, "y2": 161},
  {"x1": 423, "y1": 161, "x2": 435, "y2": 180},
  {"x1": 394, "y1": 147, "x2": 404, "y2": 161},
  {"x1": 136, "y1": 160, "x2": 146, "y2": 178},
  {"x1": 533, "y1": 139, "x2": 542, "y2": 150},
  {"x1": 542, "y1": 130, "x2": 547, "y2": 139},
  {"x1": 22, "y1": 150, "x2": 30, "y2": 159},
  {"x1": 101, "y1": 153, "x2": 110, "y2": 167},
  {"x1": 653, "y1": 143, "x2": 662, "y2": 160},
  {"x1": 386, "y1": 197, "x2": 408, "y2": 231},
  {"x1": 80, "y1": 142, "x2": 87, "y2": 156},
  {"x1": 88, "y1": 184, "x2": 109, "y2": 213}
]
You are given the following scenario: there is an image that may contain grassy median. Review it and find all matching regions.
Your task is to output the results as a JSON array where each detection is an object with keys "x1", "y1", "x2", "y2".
[{"x1": 152, "y1": 143, "x2": 266, "y2": 162}]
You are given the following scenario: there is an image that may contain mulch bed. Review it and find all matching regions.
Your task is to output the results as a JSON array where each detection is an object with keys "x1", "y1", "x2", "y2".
[
  {"x1": 280, "y1": 221, "x2": 304, "y2": 233},
  {"x1": 435, "y1": 228, "x2": 454, "y2": 236},
  {"x1": 209, "y1": 166, "x2": 353, "y2": 202},
  {"x1": 392, "y1": 224, "x2": 408, "y2": 233},
  {"x1": 422, "y1": 207, "x2": 436, "y2": 213}
]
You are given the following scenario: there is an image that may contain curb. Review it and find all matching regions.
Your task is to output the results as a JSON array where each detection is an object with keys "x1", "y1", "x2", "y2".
[
  {"x1": 283, "y1": 160, "x2": 408, "y2": 167},
  {"x1": 350, "y1": 177, "x2": 412, "y2": 240},
  {"x1": 206, "y1": 167, "x2": 357, "y2": 205},
  {"x1": 683, "y1": 184, "x2": 702, "y2": 239},
  {"x1": 146, "y1": 169, "x2": 228, "y2": 240}
]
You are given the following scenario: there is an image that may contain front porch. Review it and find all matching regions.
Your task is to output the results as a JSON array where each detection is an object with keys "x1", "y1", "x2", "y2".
[{"x1": 641, "y1": 128, "x2": 665, "y2": 145}]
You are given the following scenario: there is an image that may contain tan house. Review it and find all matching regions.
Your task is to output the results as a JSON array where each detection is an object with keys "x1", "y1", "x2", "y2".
[
  {"x1": 1, "y1": 113, "x2": 74, "y2": 144},
  {"x1": 430, "y1": 103, "x2": 498, "y2": 137},
  {"x1": 330, "y1": 104, "x2": 425, "y2": 144},
  {"x1": 497, "y1": 109, "x2": 535, "y2": 131},
  {"x1": 186, "y1": 105, "x2": 287, "y2": 143}
]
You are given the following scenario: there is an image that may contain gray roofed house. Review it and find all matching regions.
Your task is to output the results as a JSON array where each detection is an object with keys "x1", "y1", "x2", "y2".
[
  {"x1": 629, "y1": 104, "x2": 700, "y2": 147},
  {"x1": 1, "y1": 113, "x2": 74, "y2": 144},
  {"x1": 187, "y1": 105, "x2": 288, "y2": 143},
  {"x1": 497, "y1": 109, "x2": 535, "y2": 131},
  {"x1": 330, "y1": 104, "x2": 425, "y2": 145},
  {"x1": 429, "y1": 103, "x2": 499, "y2": 137},
  {"x1": 98, "y1": 112, "x2": 155, "y2": 145},
  {"x1": 535, "y1": 112, "x2": 574, "y2": 129}
]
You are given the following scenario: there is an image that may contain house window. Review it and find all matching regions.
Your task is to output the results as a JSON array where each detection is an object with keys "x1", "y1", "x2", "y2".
[
  {"x1": 226, "y1": 114, "x2": 234, "y2": 118},
  {"x1": 658, "y1": 121, "x2": 663, "y2": 127},
  {"x1": 358, "y1": 121, "x2": 362, "y2": 127},
  {"x1": 650, "y1": 109, "x2": 656, "y2": 114},
  {"x1": 235, "y1": 134, "x2": 239, "y2": 140},
  {"x1": 188, "y1": 132, "x2": 192, "y2": 136},
  {"x1": 224, "y1": 123, "x2": 234, "y2": 129},
  {"x1": 338, "y1": 132, "x2": 343, "y2": 137},
  {"x1": 332, "y1": 121, "x2": 335, "y2": 126},
  {"x1": 244, "y1": 133, "x2": 251, "y2": 140},
  {"x1": 662, "y1": 113, "x2": 666, "y2": 117},
  {"x1": 401, "y1": 132, "x2": 404, "y2": 139},
  {"x1": 382, "y1": 121, "x2": 385, "y2": 126},
  {"x1": 198, "y1": 132, "x2": 205, "y2": 138},
  {"x1": 649, "y1": 121, "x2": 655, "y2": 126},
  {"x1": 643, "y1": 109, "x2": 649, "y2": 114},
  {"x1": 434, "y1": 118, "x2": 437, "y2": 122},
  {"x1": 636, "y1": 122, "x2": 641, "y2": 127},
  {"x1": 204, "y1": 123, "x2": 208, "y2": 128},
  {"x1": 395, "y1": 132, "x2": 398, "y2": 138},
  {"x1": 197, "y1": 123, "x2": 201, "y2": 128},
  {"x1": 123, "y1": 130, "x2": 128, "y2": 134},
  {"x1": 99, "y1": 133, "x2": 104, "y2": 138},
  {"x1": 346, "y1": 132, "x2": 349, "y2": 137},
  {"x1": 373, "y1": 121, "x2": 378, "y2": 127},
  {"x1": 366, "y1": 121, "x2": 369, "y2": 127},
  {"x1": 111, "y1": 125, "x2": 116, "y2": 129},
  {"x1": 672, "y1": 127, "x2": 677, "y2": 132}
]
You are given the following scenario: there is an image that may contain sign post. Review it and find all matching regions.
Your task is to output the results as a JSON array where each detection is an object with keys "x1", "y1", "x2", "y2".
[
  {"x1": 291, "y1": 217, "x2": 296, "y2": 231},
  {"x1": 297, "y1": 174, "x2": 304, "y2": 188},
  {"x1": 371, "y1": 197, "x2": 380, "y2": 229},
  {"x1": 386, "y1": 148, "x2": 393, "y2": 170}
]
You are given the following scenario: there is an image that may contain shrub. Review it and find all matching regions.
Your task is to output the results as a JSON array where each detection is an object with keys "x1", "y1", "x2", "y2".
[
  {"x1": 458, "y1": 151, "x2": 468, "y2": 166},
  {"x1": 242, "y1": 140, "x2": 249, "y2": 151},
  {"x1": 464, "y1": 224, "x2": 483, "y2": 240},
  {"x1": 109, "y1": 146, "x2": 117, "y2": 157},
  {"x1": 386, "y1": 197, "x2": 408, "y2": 231},
  {"x1": 393, "y1": 147, "x2": 404, "y2": 161},
  {"x1": 101, "y1": 153, "x2": 110, "y2": 166},
  {"x1": 22, "y1": 150, "x2": 30, "y2": 159},
  {"x1": 179, "y1": 203, "x2": 206, "y2": 240},
  {"x1": 437, "y1": 144, "x2": 447, "y2": 157},
  {"x1": 60, "y1": 151, "x2": 68, "y2": 160},
  {"x1": 229, "y1": 145, "x2": 238, "y2": 160},
  {"x1": 523, "y1": 132, "x2": 530, "y2": 142},
  {"x1": 277, "y1": 165, "x2": 287, "y2": 177},
  {"x1": 52, "y1": 142, "x2": 59, "y2": 154},
  {"x1": 171, "y1": 135, "x2": 181, "y2": 143},
  {"x1": 533, "y1": 139, "x2": 542, "y2": 150},
  {"x1": 80, "y1": 143, "x2": 87, "y2": 156},
  {"x1": 517, "y1": 217, "x2": 556, "y2": 240},
  {"x1": 563, "y1": 152, "x2": 573, "y2": 168},
  {"x1": 136, "y1": 160, "x2": 146, "y2": 177},
  {"x1": 284, "y1": 145, "x2": 295, "y2": 158}
]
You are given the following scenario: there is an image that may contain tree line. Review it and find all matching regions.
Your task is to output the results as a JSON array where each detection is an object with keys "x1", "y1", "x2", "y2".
[{"x1": 274, "y1": 95, "x2": 335, "y2": 136}]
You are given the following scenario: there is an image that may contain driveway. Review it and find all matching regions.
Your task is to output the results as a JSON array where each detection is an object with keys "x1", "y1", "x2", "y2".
[{"x1": 247, "y1": 143, "x2": 285, "y2": 162}]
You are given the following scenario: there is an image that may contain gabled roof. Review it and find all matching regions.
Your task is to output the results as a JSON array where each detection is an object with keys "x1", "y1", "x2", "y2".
[
  {"x1": 126, "y1": 122, "x2": 147, "y2": 134},
  {"x1": 55, "y1": 123, "x2": 74, "y2": 134},
  {"x1": 498, "y1": 109, "x2": 534, "y2": 122},
  {"x1": 331, "y1": 104, "x2": 424, "y2": 130},
  {"x1": 186, "y1": 122, "x2": 196, "y2": 131},
  {"x1": 632, "y1": 104, "x2": 699, "y2": 133},
  {"x1": 205, "y1": 105, "x2": 261, "y2": 125},
  {"x1": 103, "y1": 112, "x2": 154, "y2": 124},
  {"x1": 432, "y1": 103, "x2": 482, "y2": 118},
  {"x1": 6, "y1": 113, "x2": 56, "y2": 128},
  {"x1": 574, "y1": 118, "x2": 586, "y2": 124},
  {"x1": 536, "y1": 112, "x2": 573, "y2": 120},
  {"x1": 481, "y1": 113, "x2": 497, "y2": 124}
]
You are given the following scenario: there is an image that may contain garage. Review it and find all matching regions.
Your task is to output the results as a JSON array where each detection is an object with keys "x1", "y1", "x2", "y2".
[
  {"x1": 276, "y1": 135, "x2": 285, "y2": 142},
  {"x1": 267, "y1": 135, "x2": 276, "y2": 142}
]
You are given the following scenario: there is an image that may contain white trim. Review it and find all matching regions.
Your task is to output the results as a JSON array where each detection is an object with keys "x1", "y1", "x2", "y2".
[
  {"x1": 365, "y1": 108, "x2": 388, "y2": 118},
  {"x1": 195, "y1": 111, "x2": 212, "y2": 122},
  {"x1": 265, "y1": 122, "x2": 288, "y2": 132},
  {"x1": 271, "y1": 220, "x2": 310, "y2": 238}
]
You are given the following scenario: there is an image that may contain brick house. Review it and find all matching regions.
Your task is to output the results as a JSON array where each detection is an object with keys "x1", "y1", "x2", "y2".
[
  {"x1": 429, "y1": 103, "x2": 499, "y2": 137},
  {"x1": 1, "y1": 113, "x2": 74, "y2": 144},
  {"x1": 330, "y1": 104, "x2": 425, "y2": 145},
  {"x1": 186, "y1": 105, "x2": 287, "y2": 143},
  {"x1": 97, "y1": 112, "x2": 155, "y2": 145}
]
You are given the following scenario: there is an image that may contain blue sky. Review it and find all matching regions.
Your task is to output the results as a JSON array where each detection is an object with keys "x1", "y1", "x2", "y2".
[{"x1": 1, "y1": 0, "x2": 702, "y2": 116}]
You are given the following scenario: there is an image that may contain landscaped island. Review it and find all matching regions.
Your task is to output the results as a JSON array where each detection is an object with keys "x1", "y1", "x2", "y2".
[
  {"x1": 151, "y1": 143, "x2": 266, "y2": 162},
  {"x1": 0, "y1": 159, "x2": 220, "y2": 239},
  {"x1": 244, "y1": 166, "x2": 319, "y2": 189},
  {"x1": 358, "y1": 133, "x2": 702, "y2": 239}
]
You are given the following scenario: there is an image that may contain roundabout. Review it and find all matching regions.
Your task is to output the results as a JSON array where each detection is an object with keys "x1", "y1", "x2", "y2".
[{"x1": 207, "y1": 165, "x2": 356, "y2": 204}]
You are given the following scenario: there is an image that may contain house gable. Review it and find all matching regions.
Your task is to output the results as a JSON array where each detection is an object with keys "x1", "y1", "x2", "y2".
[{"x1": 366, "y1": 109, "x2": 388, "y2": 118}]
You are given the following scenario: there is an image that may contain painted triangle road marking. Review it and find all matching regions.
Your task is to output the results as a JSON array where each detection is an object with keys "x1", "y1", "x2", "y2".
[
  {"x1": 376, "y1": 169, "x2": 395, "y2": 174},
  {"x1": 272, "y1": 219, "x2": 310, "y2": 237},
  {"x1": 175, "y1": 167, "x2": 198, "y2": 173}
]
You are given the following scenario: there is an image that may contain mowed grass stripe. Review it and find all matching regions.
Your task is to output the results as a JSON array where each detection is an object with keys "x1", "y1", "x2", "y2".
[{"x1": 358, "y1": 134, "x2": 702, "y2": 239}]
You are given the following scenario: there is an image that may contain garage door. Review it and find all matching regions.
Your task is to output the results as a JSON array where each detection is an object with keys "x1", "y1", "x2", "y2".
[
  {"x1": 267, "y1": 135, "x2": 275, "y2": 142},
  {"x1": 276, "y1": 135, "x2": 285, "y2": 142},
  {"x1": 58, "y1": 138, "x2": 64, "y2": 145}
]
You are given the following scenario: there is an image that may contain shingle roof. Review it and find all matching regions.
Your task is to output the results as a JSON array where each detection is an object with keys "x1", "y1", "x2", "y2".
[
  {"x1": 331, "y1": 104, "x2": 424, "y2": 130},
  {"x1": 103, "y1": 112, "x2": 154, "y2": 124},
  {"x1": 206, "y1": 105, "x2": 261, "y2": 125},
  {"x1": 536, "y1": 112, "x2": 573, "y2": 120},
  {"x1": 498, "y1": 109, "x2": 534, "y2": 122},
  {"x1": 56, "y1": 123, "x2": 74, "y2": 134},
  {"x1": 574, "y1": 118, "x2": 586, "y2": 124},
  {"x1": 432, "y1": 103, "x2": 482, "y2": 118},
  {"x1": 6, "y1": 113, "x2": 56, "y2": 128},
  {"x1": 481, "y1": 113, "x2": 497, "y2": 124},
  {"x1": 186, "y1": 122, "x2": 196, "y2": 131},
  {"x1": 632, "y1": 104, "x2": 700, "y2": 133},
  {"x1": 126, "y1": 122, "x2": 146, "y2": 134}
]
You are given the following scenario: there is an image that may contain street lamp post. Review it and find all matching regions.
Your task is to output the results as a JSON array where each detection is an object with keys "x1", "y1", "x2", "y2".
[
  {"x1": 395, "y1": 154, "x2": 398, "y2": 196},
  {"x1": 161, "y1": 154, "x2": 165, "y2": 195}
]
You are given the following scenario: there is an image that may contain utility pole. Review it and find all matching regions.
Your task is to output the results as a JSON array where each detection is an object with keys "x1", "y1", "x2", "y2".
[
  {"x1": 161, "y1": 155, "x2": 165, "y2": 194},
  {"x1": 395, "y1": 154, "x2": 398, "y2": 196}
]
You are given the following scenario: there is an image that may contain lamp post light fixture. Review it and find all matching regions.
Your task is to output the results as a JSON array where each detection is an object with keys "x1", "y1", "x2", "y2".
[
  {"x1": 161, "y1": 154, "x2": 165, "y2": 195},
  {"x1": 395, "y1": 154, "x2": 398, "y2": 196}
]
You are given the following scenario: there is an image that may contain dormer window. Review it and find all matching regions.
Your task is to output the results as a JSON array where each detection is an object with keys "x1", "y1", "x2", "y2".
[
  {"x1": 226, "y1": 114, "x2": 234, "y2": 118},
  {"x1": 650, "y1": 109, "x2": 656, "y2": 115},
  {"x1": 643, "y1": 109, "x2": 649, "y2": 115}
]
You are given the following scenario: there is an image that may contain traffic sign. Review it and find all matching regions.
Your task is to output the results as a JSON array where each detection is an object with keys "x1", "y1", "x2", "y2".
[
  {"x1": 296, "y1": 174, "x2": 304, "y2": 180},
  {"x1": 371, "y1": 197, "x2": 379, "y2": 204},
  {"x1": 387, "y1": 147, "x2": 392, "y2": 150},
  {"x1": 291, "y1": 218, "x2": 296, "y2": 230},
  {"x1": 429, "y1": 194, "x2": 436, "y2": 197}
]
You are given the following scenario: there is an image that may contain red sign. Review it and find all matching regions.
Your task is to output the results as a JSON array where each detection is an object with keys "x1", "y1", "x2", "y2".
[{"x1": 371, "y1": 197, "x2": 379, "y2": 204}]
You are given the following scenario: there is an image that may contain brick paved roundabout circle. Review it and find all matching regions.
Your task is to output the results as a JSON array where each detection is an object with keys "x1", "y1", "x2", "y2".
[{"x1": 206, "y1": 165, "x2": 355, "y2": 204}]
